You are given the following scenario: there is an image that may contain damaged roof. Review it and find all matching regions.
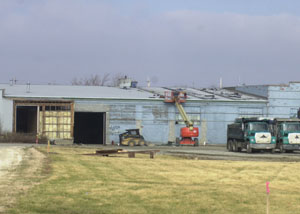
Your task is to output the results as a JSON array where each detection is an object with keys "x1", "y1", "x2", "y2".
[
  {"x1": 0, "y1": 84, "x2": 266, "y2": 102},
  {"x1": 139, "y1": 87, "x2": 266, "y2": 101}
]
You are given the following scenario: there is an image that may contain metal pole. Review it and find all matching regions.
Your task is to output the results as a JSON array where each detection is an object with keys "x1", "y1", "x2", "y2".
[
  {"x1": 267, "y1": 194, "x2": 269, "y2": 214},
  {"x1": 47, "y1": 140, "x2": 50, "y2": 154}
]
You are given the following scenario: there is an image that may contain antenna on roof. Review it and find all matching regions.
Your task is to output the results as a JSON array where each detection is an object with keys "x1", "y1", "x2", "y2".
[
  {"x1": 26, "y1": 82, "x2": 31, "y2": 93},
  {"x1": 9, "y1": 77, "x2": 17, "y2": 86}
]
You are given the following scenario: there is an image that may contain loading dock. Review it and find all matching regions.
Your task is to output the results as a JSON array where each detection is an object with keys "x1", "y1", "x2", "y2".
[{"x1": 74, "y1": 112, "x2": 106, "y2": 144}]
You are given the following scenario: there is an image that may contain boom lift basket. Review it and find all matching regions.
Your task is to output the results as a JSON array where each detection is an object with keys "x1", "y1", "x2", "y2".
[{"x1": 164, "y1": 91, "x2": 187, "y2": 103}]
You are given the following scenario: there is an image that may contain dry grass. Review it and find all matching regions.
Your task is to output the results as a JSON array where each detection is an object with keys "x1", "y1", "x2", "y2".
[
  {"x1": 0, "y1": 132, "x2": 48, "y2": 144},
  {"x1": 7, "y1": 146, "x2": 300, "y2": 214}
]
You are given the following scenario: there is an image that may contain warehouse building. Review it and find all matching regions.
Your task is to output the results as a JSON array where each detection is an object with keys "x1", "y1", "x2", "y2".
[{"x1": 1, "y1": 81, "x2": 299, "y2": 145}]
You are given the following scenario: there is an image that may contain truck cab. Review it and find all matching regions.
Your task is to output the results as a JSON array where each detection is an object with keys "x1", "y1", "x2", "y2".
[
  {"x1": 227, "y1": 117, "x2": 276, "y2": 153},
  {"x1": 274, "y1": 118, "x2": 300, "y2": 152},
  {"x1": 244, "y1": 122, "x2": 275, "y2": 144}
]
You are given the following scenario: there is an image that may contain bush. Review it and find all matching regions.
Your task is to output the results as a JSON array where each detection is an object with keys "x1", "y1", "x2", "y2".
[{"x1": 0, "y1": 132, "x2": 48, "y2": 144}]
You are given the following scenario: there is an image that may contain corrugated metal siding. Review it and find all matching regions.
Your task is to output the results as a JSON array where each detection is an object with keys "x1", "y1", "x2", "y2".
[
  {"x1": 199, "y1": 102, "x2": 266, "y2": 144},
  {"x1": 0, "y1": 90, "x2": 13, "y2": 132},
  {"x1": 235, "y1": 85, "x2": 268, "y2": 97},
  {"x1": 0, "y1": 85, "x2": 271, "y2": 144},
  {"x1": 75, "y1": 99, "x2": 267, "y2": 144},
  {"x1": 268, "y1": 83, "x2": 300, "y2": 118}
]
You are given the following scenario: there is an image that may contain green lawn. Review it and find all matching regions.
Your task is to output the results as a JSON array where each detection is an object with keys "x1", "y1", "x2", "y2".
[{"x1": 7, "y1": 147, "x2": 300, "y2": 214}]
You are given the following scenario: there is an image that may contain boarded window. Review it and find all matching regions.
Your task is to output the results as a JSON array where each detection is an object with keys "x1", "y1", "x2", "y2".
[
  {"x1": 239, "y1": 107, "x2": 263, "y2": 117},
  {"x1": 143, "y1": 105, "x2": 168, "y2": 124}
]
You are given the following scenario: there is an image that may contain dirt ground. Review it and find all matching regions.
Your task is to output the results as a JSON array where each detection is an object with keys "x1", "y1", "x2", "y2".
[
  {"x1": 82, "y1": 144, "x2": 300, "y2": 162},
  {"x1": 0, "y1": 146, "x2": 24, "y2": 178},
  {"x1": 0, "y1": 144, "x2": 46, "y2": 213}
]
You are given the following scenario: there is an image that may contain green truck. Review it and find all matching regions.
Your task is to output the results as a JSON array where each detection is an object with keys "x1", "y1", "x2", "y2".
[
  {"x1": 273, "y1": 118, "x2": 300, "y2": 153},
  {"x1": 227, "y1": 117, "x2": 276, "y2": 153}
]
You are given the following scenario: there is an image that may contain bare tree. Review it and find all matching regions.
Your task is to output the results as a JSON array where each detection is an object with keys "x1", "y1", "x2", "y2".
[
  {"x1": 71, "y1": 74, "x2": 110, "y2": 86},
  {"x1": 109, "y1": 73, "x2": 126, "y2": 87},
  {"x1": 100, "y1": 73, "x2": 110, "y2": 86}
]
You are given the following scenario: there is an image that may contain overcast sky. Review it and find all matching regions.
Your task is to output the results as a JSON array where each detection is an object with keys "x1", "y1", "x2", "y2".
[{"x1": 1, "y1": 0, "x2": 300, "y2": 87}]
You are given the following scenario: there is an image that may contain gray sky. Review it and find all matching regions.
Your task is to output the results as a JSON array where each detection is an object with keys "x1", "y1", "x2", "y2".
[{"x1": 1, "y1": 0, "x2": 300, "y2": 87}]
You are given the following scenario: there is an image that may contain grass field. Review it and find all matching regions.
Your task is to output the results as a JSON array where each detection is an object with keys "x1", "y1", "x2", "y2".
[{"x1": 6, "y1": 146, "x2": 300, "y2": 214}]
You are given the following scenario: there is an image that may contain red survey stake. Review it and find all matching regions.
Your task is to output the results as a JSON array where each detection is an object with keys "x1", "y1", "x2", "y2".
[{"x1": 266, "y1": 181, "x2": 270, "y2": 194}]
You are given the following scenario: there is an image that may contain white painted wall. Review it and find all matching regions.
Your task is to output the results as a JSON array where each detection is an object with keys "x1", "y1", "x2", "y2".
[{"x1": 0, "y1": 90, "x2": 13, "y2": 132}]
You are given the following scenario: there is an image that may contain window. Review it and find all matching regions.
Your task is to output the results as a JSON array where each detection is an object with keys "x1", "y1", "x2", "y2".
[{"x1": 39, "y1": 104, "x2": 72, "y2": 139}]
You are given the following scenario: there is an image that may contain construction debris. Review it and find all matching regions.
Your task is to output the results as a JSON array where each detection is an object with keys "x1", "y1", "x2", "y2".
[{"x1": 94, "y1": 149, "x2": 160, "y2": 159}]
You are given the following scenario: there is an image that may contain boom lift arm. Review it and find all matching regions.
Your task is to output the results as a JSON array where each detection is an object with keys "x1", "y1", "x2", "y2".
[
  {"x1": 164, "y1": 90, "x2": 199, "y2": 146},
  {"x1": 174, "y1": 97, "x2": 194, "y2": 130}
]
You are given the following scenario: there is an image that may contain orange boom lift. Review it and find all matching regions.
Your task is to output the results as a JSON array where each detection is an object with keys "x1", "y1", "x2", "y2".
[{"x1": 164, "y1": 91, "x2": 199, "y2": 146}]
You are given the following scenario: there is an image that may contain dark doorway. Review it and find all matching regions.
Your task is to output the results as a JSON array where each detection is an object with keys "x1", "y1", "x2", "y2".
[
  {"x1": 74, "y1": 112, "x2": 105, "y2": 144},
  {"x1": 16, "y1": 106, "x2": 38, "y2": 133}
]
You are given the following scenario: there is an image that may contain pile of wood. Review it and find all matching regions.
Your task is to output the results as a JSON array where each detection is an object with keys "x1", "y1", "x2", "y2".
[{"x1": 95, "y1": 149, "x2": 160, "y2": 159}]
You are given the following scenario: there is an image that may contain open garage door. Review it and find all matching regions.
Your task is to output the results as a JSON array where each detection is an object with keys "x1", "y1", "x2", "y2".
[
  {"x1": 74, "y1": 112, "x2": 105, "y2": 144},
  {"x1": 16, "y1": 106, "x2": 38, "y2": 133}
]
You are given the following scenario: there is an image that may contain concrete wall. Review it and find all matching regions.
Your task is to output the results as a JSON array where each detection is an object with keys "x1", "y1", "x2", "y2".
[{"x1": 0, "y1": 90, "x2": 13, "y2": 132}]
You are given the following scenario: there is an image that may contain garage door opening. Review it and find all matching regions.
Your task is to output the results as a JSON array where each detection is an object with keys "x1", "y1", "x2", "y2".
[
  {"x1": 74, "y1": 112, "x2": 105, "y2": 144},
  {"x1": 16, "y1": 106, "x2": 38, "y2": 133}
]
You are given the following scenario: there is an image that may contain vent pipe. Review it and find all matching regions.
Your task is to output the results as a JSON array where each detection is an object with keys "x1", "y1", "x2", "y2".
[{"x1": 147, "y1": 77, "x2": 151, "y2": 88}]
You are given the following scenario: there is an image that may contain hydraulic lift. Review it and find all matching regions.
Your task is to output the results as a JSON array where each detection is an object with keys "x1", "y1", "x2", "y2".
[{"x1": 164, "y1": 90, "x2": 199, "y2": 146}]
